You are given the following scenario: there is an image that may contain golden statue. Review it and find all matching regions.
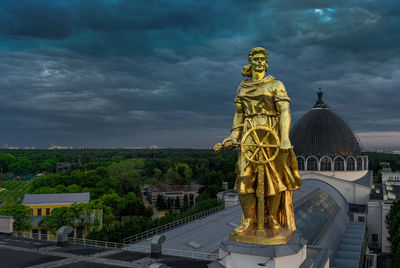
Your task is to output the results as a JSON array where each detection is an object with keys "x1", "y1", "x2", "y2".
[{"x1": 214, "y1": 47, "x2": 302, "y2": 245}]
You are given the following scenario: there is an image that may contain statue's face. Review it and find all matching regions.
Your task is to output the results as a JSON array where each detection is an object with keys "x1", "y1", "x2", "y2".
[{"x1": 251, "y1": 53, "x2": 267, "y2": 73}]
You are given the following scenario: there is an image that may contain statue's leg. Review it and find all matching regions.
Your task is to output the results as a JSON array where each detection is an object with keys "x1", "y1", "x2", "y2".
[
  {"x1": 267, "y1": 192, "x2": 282, "y2": 230},
  {"x1": 234, "y1": 193, "x2": 256, "y2": 234}
]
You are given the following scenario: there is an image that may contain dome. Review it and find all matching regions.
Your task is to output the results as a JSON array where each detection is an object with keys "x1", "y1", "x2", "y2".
[{"x1": 290, "y1": 90, "x2": 361, "y2": 156}]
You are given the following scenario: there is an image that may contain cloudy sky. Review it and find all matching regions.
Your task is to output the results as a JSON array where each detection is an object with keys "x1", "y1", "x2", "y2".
[{"x1": 0, "y1": 0, "x2": 399, "y2": 149}]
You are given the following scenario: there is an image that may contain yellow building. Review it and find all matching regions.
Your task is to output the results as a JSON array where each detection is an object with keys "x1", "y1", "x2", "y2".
[{"x1": 22, "y1": 192, "x2": 90, "y2": 239}]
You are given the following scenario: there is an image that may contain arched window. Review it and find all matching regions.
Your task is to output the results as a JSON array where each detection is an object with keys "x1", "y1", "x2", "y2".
[
  {"x1": 356, "y1": 157, "x2": 363, "y2": 170},
  {"x1": 347, "y1": 157, "x2": 355, "y2": 171},
  {"x1": 334, "y1": 157, "x2": 345, "y2": 171},
  {"x1": 297, "y1": 157, "x2": 305, "y2": 170},
  {"x1": 364, "y1": 156, "x2": 368, "y2": 170},
  {"x1": 307, "y1": 157, "x2": 318, "y2": 171},
  {"x1": 320, "y1": 157, "x2": 332, "y2": 171}
]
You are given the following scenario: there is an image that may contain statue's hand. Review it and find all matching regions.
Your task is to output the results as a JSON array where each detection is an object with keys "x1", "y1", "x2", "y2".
[
  {"x1": 280, "y1": 138, "x2": 292, "y2": 152},
  {"x1": 223, "y1": 137, "x2": 237, "y2": 151},
  {"x1": 214, "y1": 137, "x2": 238, "y2": 153},
  {"x1": 213, "y1": 143, "x2": 223, "y2": 153}
]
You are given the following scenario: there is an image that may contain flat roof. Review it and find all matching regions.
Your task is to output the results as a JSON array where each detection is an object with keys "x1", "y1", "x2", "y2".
[
  {"x1": 130, "y1": 179, "x2": 352, "y2": 257},
  {"x1": 22, "y1": 193, "x2": 90, "y2": 205}
]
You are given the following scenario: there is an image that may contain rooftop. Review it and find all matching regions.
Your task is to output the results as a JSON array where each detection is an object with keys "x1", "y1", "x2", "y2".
[
  {"x1": 22, "y1": 192, "x2": 90, "y2": 205},
  {"x1": 130, "y1": 179, "x2": 364, "y2": 267},
  {"x1": 0, "y1": 234, "x2": 211, "y2": 267},
  {"x1": 290, "y1": 90, "x2": 362, "y2": 156}
]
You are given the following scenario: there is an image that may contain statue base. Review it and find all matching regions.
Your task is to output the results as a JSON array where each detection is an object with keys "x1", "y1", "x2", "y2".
[
  {"x1": 229, "y1": 226, "x2": 296, "y2": 245},
  {"x1": 209, "y1": 233, "x2": 307, "y2": 268}
]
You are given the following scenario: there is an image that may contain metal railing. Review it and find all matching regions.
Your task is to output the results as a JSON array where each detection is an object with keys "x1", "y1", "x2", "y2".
[
  {"x1": 12, "y1": 231, "x2": 218, "y2": 261},
  {"x1": 67, "y1": 237, "x2": 217, "y2": 261},
  {"x1": 123, "y1": 204, "x2": 224, "y2": 244},
  {"x1": 162, "y1": 248, "x2": 218, "y2": 261},
  {"x1": 68, "y1": 237, "x2": 129, "y2": 249},
  {"x1": 12, "y1": 231, "x2": 57, "y2": 241}
]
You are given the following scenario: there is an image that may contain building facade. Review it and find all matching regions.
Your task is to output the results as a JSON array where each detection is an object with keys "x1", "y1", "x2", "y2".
[{"x1": 22, "y1": 192, "x2": 90, "y2": 238}]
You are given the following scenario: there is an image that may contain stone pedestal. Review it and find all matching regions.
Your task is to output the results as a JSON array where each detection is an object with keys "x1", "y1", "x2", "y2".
[{"x1": 211, "y1": 233, "x2": 307, "y2": 268}]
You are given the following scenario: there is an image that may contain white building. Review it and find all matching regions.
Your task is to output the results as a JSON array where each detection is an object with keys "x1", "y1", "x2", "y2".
[
  {"x1": 291, "y1": 90, "x2": 395, "y2": 255},
  {"x1": 382, "y1": 171, "x2": 400, "y2": 185}
]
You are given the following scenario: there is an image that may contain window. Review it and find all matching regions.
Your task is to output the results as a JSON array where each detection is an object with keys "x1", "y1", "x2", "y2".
[
  {"x1": 372, "y1": 234, "x2": 378, "y2": 242},
  {"x1": 306, "y1": 157, "x2": 318, "y2": 171},
  {"x1": 334, "y1": 157, "x2": 344, "y2": 171},
  {"x1": 320, "y1": 157, "x2": 332, "y2": 171},
  {"x1": 294, "y1": 189, "x2": 340, "y2": 244},
  {"x1": 358, "y1": 216, "x2": 365, "y2": 222},
  {"x1": 347, "y1": 157, "x2": 355, "y2": 171},
  {"x1": 357, "y1": 157, "x2": 363, "y2": 170},
  {"x1": 37, "y1": 209, "x2": 42, "y2": 216},
  {"x1": 46, "y1": 208, "x2": 50, "y2": 215}
]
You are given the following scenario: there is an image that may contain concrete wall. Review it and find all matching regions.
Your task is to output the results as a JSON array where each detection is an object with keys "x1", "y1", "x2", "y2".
[
  {"x1": 367, "y1": 201, "x2": 382, "y2": 250},
  {"x1": 0, "y1": 216, "x2": 13, "y2": 233}
]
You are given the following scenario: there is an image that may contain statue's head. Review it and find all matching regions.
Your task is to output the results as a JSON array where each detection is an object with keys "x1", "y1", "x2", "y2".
[{"x1": 242, "y1": 47, "x2": 269, "y2": 77}]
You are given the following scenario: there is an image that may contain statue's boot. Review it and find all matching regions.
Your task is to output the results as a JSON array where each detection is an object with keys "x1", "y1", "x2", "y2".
[
  {"x1": 234, "y1": 193, "x2": 256, "y2": 234},
  {"x1": 267, "y1": 193, "x2": 282, "y2": 231}
]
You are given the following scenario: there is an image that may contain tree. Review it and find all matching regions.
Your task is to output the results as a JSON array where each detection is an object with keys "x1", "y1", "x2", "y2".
[
  {"x1": 153, "y1": 168, "x2": 162, "y2": 181},
  {"x1": 108, "y1": 159, "x2": 144, "y2": 194},
  {"x1": 386, "y1": 199, "x2": 400, "y2": 267},
  {"x1": 39, "y1": 207, "x2": 75, "y2": 231},
  {"x1": 71, "y1": 201, "x2": 104, "y2": 232},
  {"x1": 0, "y1": 153, "x2": 16, "y2": 173},
  {"x1": 164, "y1": 163, "x2": 193, "y2": 185},
  {"x1": 100, "y1": 193, "x2": 123, "y2": 217},
  {"x1": 66, "y1": 184, "x2": 81, "y2": 193},
  {"x1": 33, "y1": 186, "x2": 56, "y2": 194},
  {"x1": 156, "y1": 194, "x2": 165, "y2": 210},
  {"x1": 54, "y1": 184, "x2": 67, "y2": 193},
  {"x1": 121, "y1": 192, "x2": 147, "y2": 216},
  {"x1": 164, "y1": 168, "x2": 180, "y2": 184},
  {"x1": 0, "y1": 202, "x2": 31, "y2": 231},
  {"x1": 9, "y1": 157, "x2": 34, "y2": 175},
  {"x1": 40, "y1": 158, "x2": 57, "y2": 173},
  {"x1": 174, "y1": 163, "x2": 193, "y2": 184}
]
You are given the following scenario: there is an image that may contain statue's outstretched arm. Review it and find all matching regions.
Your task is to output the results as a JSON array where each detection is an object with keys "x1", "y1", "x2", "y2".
[{"x1": 213, "y1": 101, "x2": 244, "y2": 153}]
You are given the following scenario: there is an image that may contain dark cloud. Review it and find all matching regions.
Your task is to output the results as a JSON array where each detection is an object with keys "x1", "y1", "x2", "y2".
[{"x1": 0, "y1": 0, "x2": 398, "y2": 148}]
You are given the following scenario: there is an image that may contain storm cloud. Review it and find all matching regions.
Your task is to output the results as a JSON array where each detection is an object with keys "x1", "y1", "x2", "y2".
[{"x1": 0, "y1": 0, "x2": 399, "y2": 149}]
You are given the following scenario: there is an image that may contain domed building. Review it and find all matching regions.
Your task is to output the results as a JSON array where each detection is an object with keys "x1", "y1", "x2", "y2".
[
  {"x1": 290, "y1": 90, "x2": 372, "y2": 208},
  {"x1": 290, "y1": 90, "x2": 396, "y2": 255},
  {"x1": 290, "y1": 89, "x2": 368, "y2": 173}
]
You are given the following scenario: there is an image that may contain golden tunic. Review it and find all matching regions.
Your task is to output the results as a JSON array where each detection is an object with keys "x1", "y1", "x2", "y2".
[{"x1": 232, "y1": 75, "x2": 302, "y2": 230}]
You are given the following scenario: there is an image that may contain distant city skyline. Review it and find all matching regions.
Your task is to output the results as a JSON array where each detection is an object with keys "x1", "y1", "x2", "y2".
[{"x1": 0, "y1": 1, "x2": 399, "y2": 148}]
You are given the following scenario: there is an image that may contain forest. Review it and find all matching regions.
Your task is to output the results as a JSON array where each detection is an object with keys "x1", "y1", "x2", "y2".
[
  {"x1": 0, "y1": 149, "x2": 399, "y2": 242},
  {"x1": 0, "y1": 149, "x2": 236, "y2": 241}
]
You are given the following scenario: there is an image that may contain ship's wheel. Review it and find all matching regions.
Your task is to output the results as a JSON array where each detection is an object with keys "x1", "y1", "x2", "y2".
[{"x1": 240, "y1": 126, "x2": 280, "y2": 164}]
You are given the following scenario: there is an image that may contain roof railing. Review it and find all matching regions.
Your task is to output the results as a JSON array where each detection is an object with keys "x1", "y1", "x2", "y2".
[
  {"x1": 12, "y1": 231, "x2": 57, "y2": 241},
  {"x1": 68, "y1": 237, "x2": 218, "y2": 261},
  {"x1": 12, "y1": 230, "x2": 218, "y2": 261},
  {"x1": 123, "y1": 204, "x2": 224, "y2": 245}
]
